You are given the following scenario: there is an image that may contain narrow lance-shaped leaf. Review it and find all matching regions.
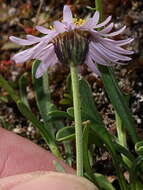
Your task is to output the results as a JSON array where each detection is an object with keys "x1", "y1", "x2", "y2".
[
  {"x1": 32, "y1": 60, "x2": 73, "y2": 161},
  {"x1": 94, "y1": 0, "x2": 139, "y2": 144},
  {"x1": 56, "y1": 126, "x2": 75, "y2": 142},
  {"x1": 19, "y1": 72, "x2": 31, "y2": 109},
  {"x1": 32, "y1": 60, "x2": 65, "y2": 131},
  {"x1": 0, "y1": 74, "x2": 61, "y2": 158},
  {"x1": 77, "y1": 76, "x2": 129, "y2": 187},
  {"x1": 95, "y1": 2, "x2": 135, "y2": 188},
  {"x1": 83, "y1": 125, "x2": 116, "y2": 190},
  {"x1": 78, "y1": 78, "x2": 102, "y2": 123},
  {"x1": 32, "y1": 60, "x2": 55, "y2": 122},
  {"x1": 17, "y1": 101, "x2": 62, "y2": 158},
  {"x1": 98, "y1": 66, "x2": 139, "y2": 143},
  {"x1": 0, "y1": 74, "x2": 19, "y2": 102}
]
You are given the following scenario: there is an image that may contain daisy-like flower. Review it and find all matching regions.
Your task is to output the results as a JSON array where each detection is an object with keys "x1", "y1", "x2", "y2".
[{"x1": 9, "y1": 5, "x2": 133, "y2": 78}]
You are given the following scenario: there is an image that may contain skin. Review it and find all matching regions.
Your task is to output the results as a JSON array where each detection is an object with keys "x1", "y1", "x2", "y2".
[{"x1": 0, "y1": 127, "x2": 98, "y2": 190}]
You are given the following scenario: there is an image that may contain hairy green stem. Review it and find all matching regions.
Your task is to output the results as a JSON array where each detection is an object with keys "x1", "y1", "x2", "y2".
[
  {"x1": 70, "y1": 63, "x2": 83, "y2": 176},
  {"x1": 95, "y1": 0, "x2": 103, "y2": 21}
]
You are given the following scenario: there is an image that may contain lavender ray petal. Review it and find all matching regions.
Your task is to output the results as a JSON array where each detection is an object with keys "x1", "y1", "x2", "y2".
[
  {"x1": 11, "y1": 48, "x2": 33, "y2": 63},
  {"x1": 79, "y1": 11, "x2": 99, "y2": 30},
  {"x1": 40, "y1": 47, "x2": 57, "y2": 66},
  {"x1": 34, "y1": 44, "x2": 54, "y2": 60},
  {"x1": 104, "y1": 38, "x2": 134, "y2": 46},
  {"x1": 88, "y1": 30, "x2": 102, "y2": 41},
  {"x1": 63, "y1": 5, "x2": 73, "y2": 24},
  {"x1": 36, "y1": 63, "x2": 48, "y2": 78},
  {"x1": 40, "y1": 31, "x2": 58, "y2": 42},
  {"x1": 89, "y1": 45, "x2": 112, "y2": 66},
  {"x1": 115, "y1": 38, "x2": 134, "y2": 46},
  {"x1": 90, "y1": 43, "x2": 126, "y2": 66},
  {"x1": 92, "y1": 11, "x2": 100, "y2": 26},
  {"x1": 102, "y1": 26, "x2": 126, "y2": 37},
  {"x1": 95, "y1": 16, "x2": 112, "y2": 28},
  {"x1": 9, "y1": 36, "x2": 37, "y2": 46},
  {"x1": 26, "y1": 35, "x2": 41, "y2": 42},
  {"x1": 90, "y1": 42, "x2": 118, "y2": 62},
  {"x1": 100, "y1": 39, "x2": 133, "y2": 55},
  {"x1": 96, "y1": 41, "x2": 132, "y2": 61},
  {"x1": 90, "y1": 42, "x2": 117, "y2": 64},
  {"x1": 85, "y1": 55, "x2": 101, "y2": 76},
  {"x1": 100, "y1": 23, "x2": 114, "y2": 34},
  {"x1": 35, "y1": 26, "x2": 52, "y2": 34},
  {"x1": 36, "y1": 52, "x2": 58, "y2": 78},
  {"x1": 53, "y1": 21, "x2": 65, "y2": 33},
  {"x1": 11, "y1": 42, "x2": 46, "y2": 63},
  {"x1": 79, "y1": 18, "x2": 94, "y2": 30},
  {"x1": 65, "y1": 22, "x2": 76, "y2": 31}
]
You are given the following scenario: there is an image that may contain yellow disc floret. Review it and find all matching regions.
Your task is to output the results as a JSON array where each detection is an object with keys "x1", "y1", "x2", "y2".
[
  {"x1": 49, "y1": 25, "x2": 54, "y2": 30},
  {"x1": 73, "y1": 18, "x2": 85, "y2": 26},
  {"x1": 49, "y1": 18, "x2": 85, "y2": 31}
]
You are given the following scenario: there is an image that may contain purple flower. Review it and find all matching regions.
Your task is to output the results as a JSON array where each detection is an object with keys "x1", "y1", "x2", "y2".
[{"x1": 9, "y1": 5, "x2": 133, "y2": 78}]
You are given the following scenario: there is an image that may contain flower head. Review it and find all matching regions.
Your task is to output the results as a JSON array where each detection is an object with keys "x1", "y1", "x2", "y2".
[{"x1": 9, "y1": 5, "x2": 133, "y2": 78}]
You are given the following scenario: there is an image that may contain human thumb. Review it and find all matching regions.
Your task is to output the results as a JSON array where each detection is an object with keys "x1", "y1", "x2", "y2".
[{"x1": 0, "y1": 171, "x2": 99, "y2": 190}]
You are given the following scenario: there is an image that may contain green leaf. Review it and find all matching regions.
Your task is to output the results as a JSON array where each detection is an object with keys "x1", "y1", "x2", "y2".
[
  {"x1": 0, "y1": 74, "x2": 19, "y2": 103},
  {"x1": 0, "y1": 116, "x2": 10, "y2": 129},
  {"x1": 88, "y1": 128, "x2": 105, "y2": 147},
  {"x1": 56, "y1": 126, "x2": 75, "y2": 141},
  {"x1": 83, "y1": 125, "x2": 96, "y2": 184},
  {"x1": 48, "y1": 110, "x2": 71, "y2": 120},
  {"x1": 32, "y1": 60, "x2": 65, "y2": 158},
  {"x1": 135, "y1": 141, "x2": 143, "y2": 155},
  {"x1": 0, "y1": 96, "x2": 8, "y2": 103},
  {"x1": 83, "y1": 125, "x2": 115, "y2": 190},
  {"x1": 32, "y1": 60, "x2": 55, "y2": 122},
  {"x1": 73, "y1": 78, "x2": 117, "y2": 152},
  {"x1": 63, "y1": 141, "x2": 73, "y2": 166},
  {"x1": 113, "y1": 142, "x2": 134, "y2": 163},
  {"x1": 68, "y1": 77, "x2": 102, "y2": 122},
  {"x1": 17, "y1": 101, "x2": 62, "y2": 158},
  {"x1": 19, "y1": 72, "x2": 30, "y2": 109},
  {"x1": 59, "y1": 93, "x2": 72, "y2": 105},
  {"x1": 32, "y1": 60, "x2": 73, "y2": 160},
  {"x1": 67, "y1": 107, "x2": 90, "y2": 121},
  {"x1": 79, "y1": 78, "x2": 102, "y2": 123},
  {"x1": 53, "y1": 160, "x2": 65, "y2": 173},
  {"x1": 99, "y1": 66, "x2": 139, "y2": 143},
  {"x1": 59, "y1": 98, "x2": 72, "y2": 105},
  {"x1": 67, "y1": 107, "x2": 74, "y2": 118},
  {"x1": 88, "y1": 122, "x2": 115, "y2": 154},
  {"x1": 130, "y1": 155, "x2": 143, "y2": 189},
  {"x1": 32, "y1": 60, "x2": 65, "y2": 130},
  {"x1": 94, "y1": 173, "x2": 116, "y2": 190},
  {"x1": 0, "y1": 74, "x2": 61, "y2": 158},
  {"x1": 68, "y1": 78, "x2": 116, "y2": 152}
]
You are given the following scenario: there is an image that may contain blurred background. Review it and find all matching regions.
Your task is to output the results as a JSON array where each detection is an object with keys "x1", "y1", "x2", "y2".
[{"x1": 0, "y1": 0, "x2": 143, "y2": 142}]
